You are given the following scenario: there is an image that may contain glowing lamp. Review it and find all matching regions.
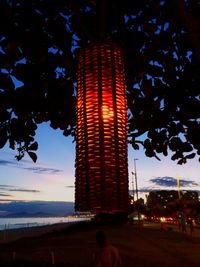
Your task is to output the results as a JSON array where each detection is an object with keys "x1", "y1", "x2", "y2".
[{"x1": 75, "y1": 42, "x2": 129, "y2": 213}]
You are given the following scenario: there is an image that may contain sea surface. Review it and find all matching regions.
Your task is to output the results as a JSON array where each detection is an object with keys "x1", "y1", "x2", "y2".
[{"x1": 0, "y1": 216, "x2": 90, "y2": 231}]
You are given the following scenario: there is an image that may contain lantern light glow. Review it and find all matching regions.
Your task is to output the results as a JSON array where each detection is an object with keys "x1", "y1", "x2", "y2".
[{"x1": 75, "y1": 42, "x2": 129, "y2": 213}]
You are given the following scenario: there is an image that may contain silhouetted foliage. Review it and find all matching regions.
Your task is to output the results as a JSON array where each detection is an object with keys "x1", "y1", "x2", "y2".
[{"x1": 0, "y1": 0, "x2": 199, "y2": 163}]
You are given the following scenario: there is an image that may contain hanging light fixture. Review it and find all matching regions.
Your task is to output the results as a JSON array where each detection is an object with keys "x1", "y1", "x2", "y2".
[{"x1": 75, "y1": 42, "x2": 128, "y2": 213}]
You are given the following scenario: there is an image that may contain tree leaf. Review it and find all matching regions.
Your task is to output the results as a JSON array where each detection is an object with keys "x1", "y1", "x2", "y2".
[
  {"x1": 0, "y1": 128, "x2": 8, "y2": 148},
  {"x1": 185, "y1": 153, "x2": 196, "y2": 159},
  {"x1": 154, "y1": 155, "x2": 161, "y2": 161},
  {"x1": 28, "y1": 141, "x2": 38, "y2": 151},
  {"x1": 27, "y1": 151, "x2": 37, "y2": 163},
  {"x1": 131, "y1": 142, "x2": 139, "y2": 150}
]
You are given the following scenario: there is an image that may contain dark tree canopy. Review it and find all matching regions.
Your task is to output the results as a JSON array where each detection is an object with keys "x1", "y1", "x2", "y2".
[{"x1": 0, "y1": 0, "x2": 200, "y2": 163}]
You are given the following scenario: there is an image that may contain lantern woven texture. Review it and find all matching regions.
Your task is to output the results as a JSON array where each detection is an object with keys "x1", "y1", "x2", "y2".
[{"x1": 75, "y1": 42, "x2": 129, "y2": 213}]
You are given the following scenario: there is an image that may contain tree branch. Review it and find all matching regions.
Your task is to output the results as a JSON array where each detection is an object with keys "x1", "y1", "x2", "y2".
[{"x1": 176, "y1": 0, "x2": 200, "y2": 62}]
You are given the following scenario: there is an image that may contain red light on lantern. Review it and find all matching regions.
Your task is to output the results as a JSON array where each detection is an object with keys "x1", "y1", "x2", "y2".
[{"x1": 75, "y1": 43, "x2": 129, "y2": 213}]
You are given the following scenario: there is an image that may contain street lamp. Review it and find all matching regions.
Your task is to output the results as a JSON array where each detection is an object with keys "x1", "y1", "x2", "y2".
[
  {"x1": 134, "y1": 158, "x2": 139, "y2": 201},
  {"x1": 131, "y1": 171, "x2": 135, "y2": 203},
  {"x1": 133, "y1": 158, "x2": 140, "y2": 226}
]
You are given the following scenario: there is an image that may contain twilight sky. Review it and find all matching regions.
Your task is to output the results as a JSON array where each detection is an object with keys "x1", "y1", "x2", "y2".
[{"x1": 0, "y1": 122, "x2": 199, "y2": 203}]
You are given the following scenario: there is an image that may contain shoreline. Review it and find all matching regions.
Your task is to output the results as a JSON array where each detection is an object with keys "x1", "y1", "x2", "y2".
[
  {"x1": 0, "y1": 220, "x2": 85, "y2": 244},
  {"x1": 1, "y1": 219, "x2": 200, "y2": 244}
]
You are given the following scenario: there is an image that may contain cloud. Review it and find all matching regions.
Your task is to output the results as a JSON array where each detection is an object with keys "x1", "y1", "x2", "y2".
[
  {"x1": 0, "y1": 185, "x2": 40, "y2": 194},
  {"x1": 0, "y1": 160, "x2": 18, "y2": 166},
  {"x1": 0, "y1": 193, "x2": 12, "y2": 197},
  {"x1": 129, "y1": 177, "x2": 200, "y2": 197},
  {"x1": 66, "y1": 185, "x2": 75, "y2": 188},
  {"x1": 23, "y1": 167, "x2": 62, "y2": 174},
  {"x1": 149, "y1": 176, "x2": 199, "y2": 187},
  {"x1": 8, "y1": 189, "x2": 40, "y2": 193},
  {"x1": 0, "y1": 184, "x2": 14, "y2": 189},
  {"x1": 0, "y1": 199, "x2": 16, "y2": 202},
  {"x1": 0, "y1": 159, "x2": 63, "y2": 175}
]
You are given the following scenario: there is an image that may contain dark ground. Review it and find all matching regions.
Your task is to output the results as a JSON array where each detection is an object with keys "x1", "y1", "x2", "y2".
[{"x1": 0, "y1": 221, "x2": 200, "y2": 266}]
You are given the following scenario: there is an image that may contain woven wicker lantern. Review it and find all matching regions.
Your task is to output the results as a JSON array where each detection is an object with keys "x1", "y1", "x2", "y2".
[{"x1": 75, "y1": 42, "x2": 129, "y2": 213}]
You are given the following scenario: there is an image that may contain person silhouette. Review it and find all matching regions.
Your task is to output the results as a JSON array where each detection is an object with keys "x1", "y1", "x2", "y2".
[
  {"x1": 181, "y1": 214, "x2": 187, "y2": 233},
  {"x1": 189, "y1": 219, "x2": 194, "y2": 237},
  {"x1": 93, "y1": 230, "x2": 122, "y2": 267}
]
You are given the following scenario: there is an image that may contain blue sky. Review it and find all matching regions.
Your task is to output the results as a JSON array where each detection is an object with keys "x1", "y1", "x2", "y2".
[{"x1": 0, "y1": 122, "x2": 199, "y2": 203}]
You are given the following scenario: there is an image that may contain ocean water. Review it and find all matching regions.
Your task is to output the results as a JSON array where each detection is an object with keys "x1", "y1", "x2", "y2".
[{"x1": 0, "y1": 216, "x2": 90, "y2": 231}]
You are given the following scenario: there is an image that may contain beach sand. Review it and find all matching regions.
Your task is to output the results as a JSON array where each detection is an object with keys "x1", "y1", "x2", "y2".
[
  {"x1": 0, "y1": 221, "x2": 77, "y2": 244},
  {"x1": 0, "y1": 221, "x2": 200, "y2": 266}
]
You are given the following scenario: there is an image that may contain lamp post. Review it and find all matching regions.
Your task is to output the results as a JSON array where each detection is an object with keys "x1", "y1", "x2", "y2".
[
  {"x1": 131, "y1": 171, "x2": 135, "y2": 203},
  {"x1": 177, "y1": 177, "x2": 181, "y2": 200},
  {"x1": 134, "y1": 158, "x2": 140, "y2": 226},
  {"x1": 134, "y1": 158, "x2": 139, "y2": 201}
]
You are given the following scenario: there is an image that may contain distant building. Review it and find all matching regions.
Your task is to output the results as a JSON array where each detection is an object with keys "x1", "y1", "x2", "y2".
[
  {"x1": 147, "y1": 190, "x2": 199, "y2": 210},
  {"x1": 181, "y1": 190, "x2": 199, "y2": 202}
]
